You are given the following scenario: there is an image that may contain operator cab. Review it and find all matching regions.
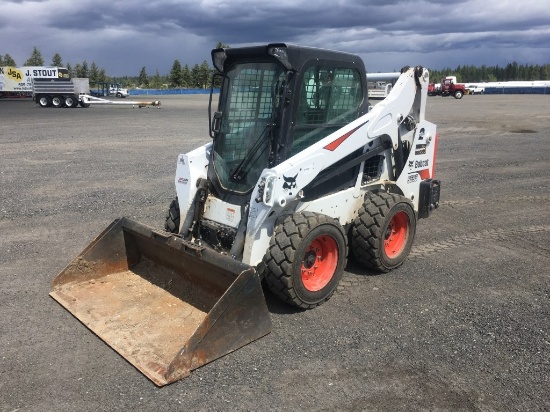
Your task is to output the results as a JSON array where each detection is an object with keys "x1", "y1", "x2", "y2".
[{"x1": 209, "y1": 43, "x2": 369, "y2": 205}]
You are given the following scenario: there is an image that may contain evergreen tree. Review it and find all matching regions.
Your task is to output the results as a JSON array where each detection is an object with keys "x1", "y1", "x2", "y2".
[
  {"x1": 138, "y1": 66, "x2": 149, "y2": 87},
  {"x1": 89, "y1": 61, "x2": 99, "y2": 83},
  {"x1": 66, "y1": 63, "x2": 75, "y2": 78},
  {"x1": 74, "y1": 63, "x2": 82, "y2": 77},
  {"x1": 198, "y1": 60, "x2": 211, "y2": 88},
  {"x1": 51, "y1": 53, "x2": 63, "y2": 67},
  {"x1": 151, "y1": 69, "x2": 162, "y2": 89},
  {"x1": 181, "y1": 64, "x2": 191, "y2": 88},
  {"x1": 169, "y1": 59, "x2": 182, "y2": 87},
  {"x1": 24, "y1": 46, "x2": 44, "y2": 66},
  {"x1": 191, "y1": 64, "x2": 201, "y2": 88},
  {"x1": 98, "y1": 68, "x2": 107, "y2": 83},
  {"x1": 80, "y1": 60, "x2": 89, "y2": 78}
]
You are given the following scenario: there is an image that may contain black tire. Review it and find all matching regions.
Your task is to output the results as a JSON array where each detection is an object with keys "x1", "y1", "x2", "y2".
[
  {"x1": 351, "y1": 191, "x2": 416, "y2": 273},
  {"x1": 116, "y1": 92, "x2": 122, "y2": 98},
  {"x1": 263, "y1": 212, "x2": 348, "y2": 309},
  {"x1": 37, "y1": 95, "x2": 51, "y2": 107},
  {"x1": 164, "y1": 197, "x2": 180, "y2": 233},
  {"x1": 454, "y1": 90, "x2": 464, "y2": 99},
  {"x1": 51, "y1": 95, "x2": 64, "y2": 108},
  {"x1": 79, "y1": 100, "x2": 90, "y2": 108},
  {"x1": 65, "y1": 96, "x2": 78, "y2": 108}
]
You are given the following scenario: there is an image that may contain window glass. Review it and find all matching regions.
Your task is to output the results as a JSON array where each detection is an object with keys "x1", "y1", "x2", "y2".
[
  {"x1": 291, "y1": 66, "x2": 363, "y2": 156},
  {"x1": 213, "y1": 62, "x2": 285, "y2": 193}
]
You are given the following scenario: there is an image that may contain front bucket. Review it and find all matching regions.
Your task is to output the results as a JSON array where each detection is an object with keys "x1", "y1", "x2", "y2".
[{"x1": 50, "y1": 217, "x2": 271, "y2": 386}]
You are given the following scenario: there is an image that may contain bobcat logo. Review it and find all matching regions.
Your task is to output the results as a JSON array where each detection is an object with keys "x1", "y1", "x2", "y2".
[{"x1": 283, "y1": 174, "x2": 298, "y2": 190}]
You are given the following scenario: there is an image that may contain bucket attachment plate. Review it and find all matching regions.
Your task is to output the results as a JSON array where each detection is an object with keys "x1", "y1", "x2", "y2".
[{"x1": 50, "y1": 217, "x2": 272, "y2": 386}]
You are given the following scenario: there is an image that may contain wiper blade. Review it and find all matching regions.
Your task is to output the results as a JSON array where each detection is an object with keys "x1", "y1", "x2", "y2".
[{"x1": 230, "y1": 124, "x2": 271, "y2": 182}]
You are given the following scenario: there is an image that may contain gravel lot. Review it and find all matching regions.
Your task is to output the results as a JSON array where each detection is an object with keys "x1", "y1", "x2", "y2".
[{"x1": 1, "y1": 93, "x2": 549, "y2": 411}]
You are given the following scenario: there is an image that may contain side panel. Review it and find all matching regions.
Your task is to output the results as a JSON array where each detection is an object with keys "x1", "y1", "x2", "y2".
[
  {"x1": 175, "y1": 143, "x2": 212, "y2": 232},
  {"x1": 395, "y1": 121, "x2": 438, "y2": 211},
  {"x1": 295, "y1": 187, "x2": 364, "y2": 227},
  {"x1": 1, "y1": 66, "x2": 66, "y2": 93}
]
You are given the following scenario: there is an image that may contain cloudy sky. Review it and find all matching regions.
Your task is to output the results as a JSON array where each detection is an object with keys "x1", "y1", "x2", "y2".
[{"x1": 1, "y1": 0, "x2": 549, "y2": 76}]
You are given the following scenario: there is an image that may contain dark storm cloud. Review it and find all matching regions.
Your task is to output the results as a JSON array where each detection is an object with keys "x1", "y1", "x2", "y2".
[{"x1": 0, "y1": 0, "x2": 548, "y2": 75}]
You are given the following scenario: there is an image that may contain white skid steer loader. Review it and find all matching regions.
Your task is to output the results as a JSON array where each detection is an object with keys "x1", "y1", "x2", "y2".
[{"x1": 51, "y1": 43, "x2": 440, "y2": 386}]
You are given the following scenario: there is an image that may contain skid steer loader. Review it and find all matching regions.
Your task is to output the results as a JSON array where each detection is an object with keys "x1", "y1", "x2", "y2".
[{"x1": 51, "y1": 43, "x2": 440, "y2": 386}]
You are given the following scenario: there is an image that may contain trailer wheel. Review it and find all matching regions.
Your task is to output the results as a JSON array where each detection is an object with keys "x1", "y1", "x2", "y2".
[
  {"x1": 38, "y1": 95, "x2": 51, "y2": 107},
  {"x1": 454, "y1": 90, "x2": 464, "y2": 99},
  {"x1": 164, "y1": 197, "x2": 180, "y2": 233},
  {"x1": 264, "y1": 212, "x2": 347, "y2": 309},
  {"x1": 51, "y1": 95, "x2": 64, "y2": 108},
  {"x1": 351, "y1": 192, "x2": 416, "y2": 273},
  {"x1": 65, "y1": 96, "x2": 78, "y2": 108},
  {"x1": 79, "y1": 100, "x2": 90, "y2": 108}
]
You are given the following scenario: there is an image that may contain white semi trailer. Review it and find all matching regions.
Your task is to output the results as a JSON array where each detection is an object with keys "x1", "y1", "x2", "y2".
[{"x1": 0, "y1": 66, "x2": 69, "y2": 97}]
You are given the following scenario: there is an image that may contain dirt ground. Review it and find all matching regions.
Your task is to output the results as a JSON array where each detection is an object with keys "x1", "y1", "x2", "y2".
[{"x1": 1, "y1": 93, "x2": 548, "y2": 411}]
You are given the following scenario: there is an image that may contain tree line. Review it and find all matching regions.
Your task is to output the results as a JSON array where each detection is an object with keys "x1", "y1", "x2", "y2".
[
  {"x1": 3, "y1": 45, "x2": 549, "y2": 88},
  {"x1": 429, "y1": 62, "x2": 550, "y2": 83},
  {"x1": 0, "y1": 44, "x2": 225, "y2": 89}
]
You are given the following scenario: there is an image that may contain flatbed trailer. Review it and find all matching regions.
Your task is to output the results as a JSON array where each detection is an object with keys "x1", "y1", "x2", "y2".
[{"x1": 32, "y1": 78, "x2": 160, "y2": 108}]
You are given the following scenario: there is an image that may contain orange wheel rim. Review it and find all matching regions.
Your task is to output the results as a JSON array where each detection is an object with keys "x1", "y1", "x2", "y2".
[
  {"x1": 384, "y1": 211, "x2": 408, "y2": 258},
  {"x1": 301, "y1": 235, "x2": 338, "y2": 292}
]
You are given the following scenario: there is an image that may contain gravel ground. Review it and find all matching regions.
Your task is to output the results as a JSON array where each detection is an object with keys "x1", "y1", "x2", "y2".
[{"x1": 0, "y1": 93, "x2": 548, "y2": 411}]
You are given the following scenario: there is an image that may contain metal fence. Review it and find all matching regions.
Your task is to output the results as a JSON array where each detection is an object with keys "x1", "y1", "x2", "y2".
[
  {"x1": 129, "y1": 88, "x2": 219, "y2": 96},
  {"x1": 484, "y1": 86, "x2": 550, "y2": 94}
]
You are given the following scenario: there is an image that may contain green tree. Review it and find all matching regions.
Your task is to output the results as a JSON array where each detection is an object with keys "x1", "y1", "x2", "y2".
[
  {"x1": 51, "y1": 53, "x2": 63, "y2": 67},
  {"x1": 138, "y1": 66, "x2": 149, "y2": 87},
  {"x1": 89, "y1": 61, "x2": 99, "y2": 83},
  {"x1": 169, "y1": 59, "x2": 182, "y2": 87},
  {"x1": 190, "y1": 64, "x2": 201, "y2": 88},
  {"x1": 98, "y1": 68, "x2": 108, "y2": 83},
  {"x1": 151, "y1": 69, "x2": 162, "y2": 89},
  {"x1": 81, "y1": 60, "x2": 89, "y2": 78},
  {"x1": 540, "y1": 64, "x2": 550, "y2": 80},
  {"x1": 24, "y1": 46, "x2": 44, "y2": 66},
  {"x1": 181, "y1": 64, "x2": 191, "y2": 88},
  {"x1": 66, "y1": 63, "x2": 75, "y2": 78},
  {"x1": 197, "y1": 60, "x2": 211, "y2": 88}
]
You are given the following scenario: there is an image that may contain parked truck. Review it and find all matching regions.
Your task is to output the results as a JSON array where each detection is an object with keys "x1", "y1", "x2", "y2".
[
  {"x1": 90, "y1": 82, "x2": 129, "y2": 98},
  {"x1": 428, "y1": 76, "x2": 465, "y2": 99}
]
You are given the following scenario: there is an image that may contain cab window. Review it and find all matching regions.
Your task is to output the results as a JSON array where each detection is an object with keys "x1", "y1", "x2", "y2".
[{"x1": 290, "y1": 65, "x2": 363, "y2": 156}]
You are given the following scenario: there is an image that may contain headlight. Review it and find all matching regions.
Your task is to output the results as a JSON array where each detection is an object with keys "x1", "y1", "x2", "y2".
[{"x1": 263, "y1": 175, "x2": 277, "y2": 205}]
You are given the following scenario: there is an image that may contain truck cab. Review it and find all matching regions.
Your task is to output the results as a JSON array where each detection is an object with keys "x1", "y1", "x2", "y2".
[{"x1": 441, "y1": 77, "x2": 465, "y2": 99}]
